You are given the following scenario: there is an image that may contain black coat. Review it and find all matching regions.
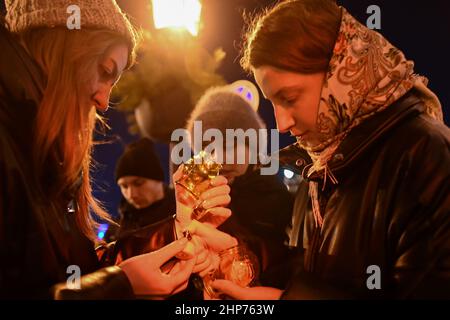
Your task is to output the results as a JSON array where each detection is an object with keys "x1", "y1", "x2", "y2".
[
  {"x1": 220, "y1": 167, "x2": 294, "y2": 288},
  {"x1": 279, "y1": 89, "x2": 450, "y2": 299},
  {"x1": 0, "y1": 25, "x2": 133, "y2": 299}
]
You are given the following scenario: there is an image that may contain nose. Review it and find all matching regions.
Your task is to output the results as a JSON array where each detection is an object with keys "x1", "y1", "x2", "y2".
[
  {"x1": 92, "y1": 84, "x2": 113, "y2": 112},
  {"x1": 273, "y1": 105, "x2": 295, "y2": 134},
  {"x1": 123, "y1": 186, "x2": 137, "y2": 201},
  {"x1": 128, "y1": 186, "x2": 138, "y2": 200},
  {"x1": 123, "y1": 187, "x2": 131, "y2": 200}
]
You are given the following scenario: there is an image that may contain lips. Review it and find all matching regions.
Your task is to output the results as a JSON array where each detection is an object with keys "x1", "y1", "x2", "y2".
[
  {"x1": 92, "y1": 99, "x2": 108, "y2": 112},
  {"x1": 293, "y1": 131, "x2": 308, "y2": 138}
]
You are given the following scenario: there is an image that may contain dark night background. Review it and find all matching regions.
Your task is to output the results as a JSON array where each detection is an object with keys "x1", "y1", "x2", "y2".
[{"x1": 1, "y1": 1, "x2": 449, "y2": 221}]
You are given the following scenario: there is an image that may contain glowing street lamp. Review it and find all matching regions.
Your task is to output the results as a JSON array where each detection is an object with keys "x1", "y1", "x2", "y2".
[{"x1": 152, "y1": 0, "x2": 202, "y2": 36}]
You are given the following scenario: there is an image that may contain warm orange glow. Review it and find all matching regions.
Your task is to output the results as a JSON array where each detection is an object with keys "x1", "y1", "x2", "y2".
[{"x1": 152, "y1": 0, "x2": 202, "y2": 36}]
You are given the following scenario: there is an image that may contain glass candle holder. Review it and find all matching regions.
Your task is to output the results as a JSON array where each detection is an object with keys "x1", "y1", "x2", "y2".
[
  {"x1": 202, "y1": 245, "x2": 259, "y2": 299},
  {"x1": 174, "y1": 151, "x2": 222, "y2": 220}
]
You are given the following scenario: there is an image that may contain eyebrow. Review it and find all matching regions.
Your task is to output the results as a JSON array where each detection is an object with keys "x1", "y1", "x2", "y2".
[{"x1": 272, "y1": 85, "x2": 304, "y2": 100}]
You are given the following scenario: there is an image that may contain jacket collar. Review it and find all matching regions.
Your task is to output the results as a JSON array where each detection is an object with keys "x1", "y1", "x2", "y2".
[{"x1": 276, "y1": 89, "x2": 424, "y2": 182}]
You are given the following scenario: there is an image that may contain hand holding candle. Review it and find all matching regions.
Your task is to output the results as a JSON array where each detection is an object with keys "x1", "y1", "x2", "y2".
[{"x1": 173, "y1": 151, "x2": 231, "y2": 259}]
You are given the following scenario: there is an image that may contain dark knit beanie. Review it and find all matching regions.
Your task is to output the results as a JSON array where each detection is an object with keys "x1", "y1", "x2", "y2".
[{"x1": 115, "y1": 138, "x2": 164, "y2": 182}]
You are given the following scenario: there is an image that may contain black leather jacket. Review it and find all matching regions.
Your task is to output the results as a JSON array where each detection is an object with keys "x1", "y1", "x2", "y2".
[
  {"x1": 0, "y1": 25, "x2": 134, "y2": 299},
  {"x1": 278, "y1": 90, "x2": 450, "y2": 299}
]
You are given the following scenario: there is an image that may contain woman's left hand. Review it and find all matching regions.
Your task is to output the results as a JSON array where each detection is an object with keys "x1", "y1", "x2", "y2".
[
  {"x1": 191, "y1": 245, "x2": 221, "y2": 277},
  {"x1": 211, "y1": 280, "x2": 283, "y2": 300}
]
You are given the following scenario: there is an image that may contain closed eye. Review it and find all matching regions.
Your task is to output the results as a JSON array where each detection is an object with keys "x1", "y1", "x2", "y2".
[
  {"x1": 101, "y1": 65, "x2": 114, "y2": 79},
  {"x1": 100, "y1": 60, "x2": 119, "y2": 83},
  {"x1": 280, "y1": 96, "x2": 298, "y2": 107}
]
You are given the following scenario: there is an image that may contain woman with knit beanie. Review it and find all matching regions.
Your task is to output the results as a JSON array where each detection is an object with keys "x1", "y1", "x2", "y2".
[
  {"x1": 208, "y1": 0, "x2": 449, "y2": 299},
  {"x1": 0, "y1": 0, "x2": 232, "y2": 299},
  {"x1": 186, "y1": 86, "x2": 294, "y2": 290}
]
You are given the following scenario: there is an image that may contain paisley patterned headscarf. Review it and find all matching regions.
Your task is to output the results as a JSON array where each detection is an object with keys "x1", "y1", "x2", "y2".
[{"x1": 300, "y1": 8, "x2": 443, "y2": 227}]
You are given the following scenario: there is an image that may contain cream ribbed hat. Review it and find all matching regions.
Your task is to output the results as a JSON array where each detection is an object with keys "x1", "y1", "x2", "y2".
[{"x1": 4, "y1": 0, "x2": 137, "y2": 51}]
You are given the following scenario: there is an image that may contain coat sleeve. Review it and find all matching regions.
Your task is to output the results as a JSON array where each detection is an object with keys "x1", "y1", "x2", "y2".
[
  {"x1": 282, "y1": 118, "x2": 450, "y2": 299},
  {"x1": 0, "y1": 125, "x2": 135, "y2": 300},
  {"x1": 50, "y1": 266, "x2": 134, "y2": 300},
  {"x1": 388, "y1": 121, "x2": 450, "y2": 298}
]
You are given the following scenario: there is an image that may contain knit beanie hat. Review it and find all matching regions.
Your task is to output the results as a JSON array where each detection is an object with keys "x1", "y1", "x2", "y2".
[
  {"x1": 186, "y1": 86, "x2": 266, "y2": 150},
  {"x1": 115, "y1": 138, "x2": 165, "y2": 182},
  {"x1": 4, "y1": 0, "x2": 137, "y2": 53}
]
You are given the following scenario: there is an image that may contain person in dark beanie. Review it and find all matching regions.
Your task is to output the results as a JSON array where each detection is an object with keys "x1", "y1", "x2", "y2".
[
  {"x1": 186, "y1": 85, "x2": 295, "y2": 289},
  {"x1": 115, "y1": 138, "x2": 176, "y2": 238},
  {"x1": 106, "y1": 138, "x2": 228, "y2": 300}
]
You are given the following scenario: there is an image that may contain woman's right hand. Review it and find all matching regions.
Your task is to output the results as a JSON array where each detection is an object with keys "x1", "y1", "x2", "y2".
[
  {"x1": 187, "y1": 220, "x2": 238, "y2": 253},
  {"x1": 173, "y1": 165, "x2": 232, "y2": 230},
  {"x1": 119, "y1": 238, "x2": 195, "y2": 299}
]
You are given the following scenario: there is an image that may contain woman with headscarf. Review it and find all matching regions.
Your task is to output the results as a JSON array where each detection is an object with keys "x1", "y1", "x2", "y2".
[{"x1": 207, "y1": 0, "x2": 449, "y2": 299}]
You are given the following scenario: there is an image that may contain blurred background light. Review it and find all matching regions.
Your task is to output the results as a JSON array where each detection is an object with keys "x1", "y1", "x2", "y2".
[
  {"x1": 283, "y1": 169, "x2": 295, "y2": 180},
  {"x1": 97, "y1": 223, "x2": 109, "y2": 240},
  {"x1": 152, "y1": 0, "x2": 202, "y2": 36}
]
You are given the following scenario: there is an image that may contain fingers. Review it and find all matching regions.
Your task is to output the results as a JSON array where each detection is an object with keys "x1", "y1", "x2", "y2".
[
  {"x1": 152, "y1": 238, "x2": 189, "y2": 267},
  {"x1": 211, "y1": 279, "x2": 249, "y2": 300},
  {"x1": 201, "y1": 207, "x2": 232, "y2": 228},
  {"x1": 171, "y1": 279, "x2": 190, "y2": 296},
  {"x1": 199, "y1": 253, "x2": 220, "y2": 278},
  {"x1": 168, "y1": 257, "x2": 196, "y2": 290},
  {"x1": 200, "y1": 184, "x2": 230, "y2": 201},
  {"x1": 194, "y1": 248, "x2": 209, "y2": 265},
  {"x1": 187, "y1": 220, "x2": 238, "y2": 252},
  {"x1": 192, "y1": 254, "x2": 211, "y2": 274},
  {"x1": 198, "y1": 265, "x2": 216, "y2": 278},
  {"x1": 186, "y1": 220, "x2": 208, "y2": 237},
  {"x1": 202, "y1": 195, "x2": 231, "y2": 210},
  {"x1": 205, "y1": 207, "x2": 232, "y2": 219},
  {"x1": 211, "y1": 281, "x2": 283, "y2": 300},
  {"x1": 191, "y1": 246, "x2": 217, "y2": 275},
  {"x1": 210, "y1": 175, "x2": 228, "y2": 187},
  {"x1": 173, "y1": 165, "x2": 184, "y2": 182}
]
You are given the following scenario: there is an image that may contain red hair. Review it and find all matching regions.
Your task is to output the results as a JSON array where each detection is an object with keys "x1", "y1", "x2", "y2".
[
  {"x1": 21, "y1": 28, "x2": 135, "y2": 240},
  {"x1": 241, "y1": 0, "x2": 342, "y2": 74}
]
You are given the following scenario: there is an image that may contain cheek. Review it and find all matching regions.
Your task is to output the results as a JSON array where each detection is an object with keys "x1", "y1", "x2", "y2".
[
  {"x1": 121, "y1": 189, "x2": 130, "y2": 198},
  {"x1": 81, "y1": 68, "x2": 99, "y2": 97},
  {"x1": 294, "y1": 98, "x2": 320, "y2": 130},
  {"x1": 143, "y1": 185, "x2": 157, "y2": 197}
]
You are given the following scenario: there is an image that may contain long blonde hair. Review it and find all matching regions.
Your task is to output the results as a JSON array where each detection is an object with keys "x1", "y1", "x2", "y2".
[{"x1": 20, "y1": 28, "x2": 135, "y2": 240}]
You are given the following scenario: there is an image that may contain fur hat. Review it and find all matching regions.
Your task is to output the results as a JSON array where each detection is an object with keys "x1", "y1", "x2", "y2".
[{"x1": 187, "y1": 86, "x2": 266, "y2": 141}]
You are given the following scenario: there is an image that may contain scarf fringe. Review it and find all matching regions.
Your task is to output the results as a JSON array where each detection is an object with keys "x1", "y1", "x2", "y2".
[{"x1": 308, "y1": 164, "x2": 339, "y2": 229}]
